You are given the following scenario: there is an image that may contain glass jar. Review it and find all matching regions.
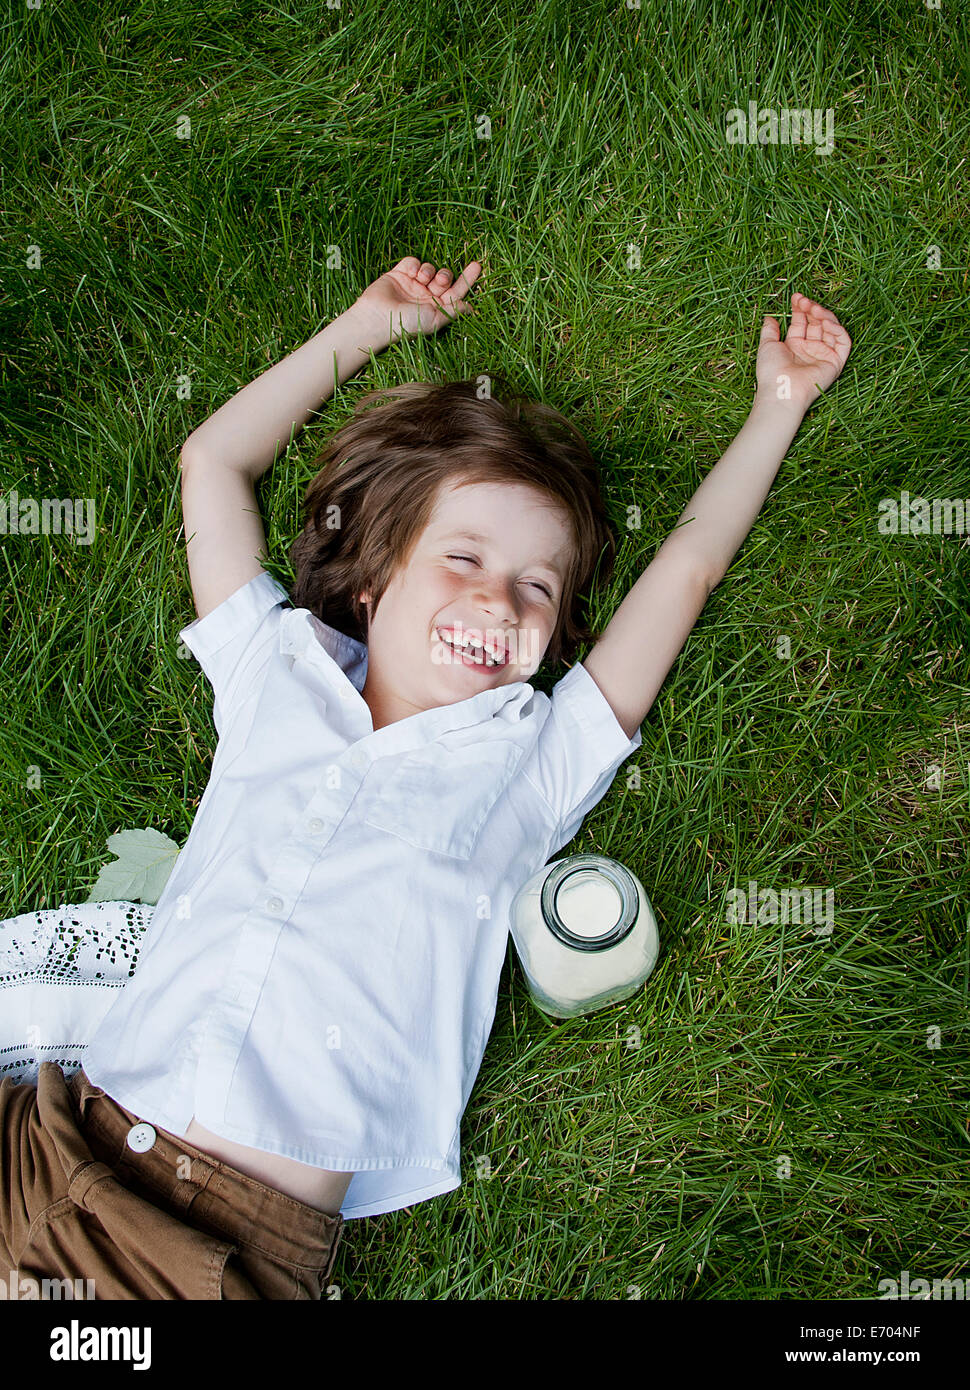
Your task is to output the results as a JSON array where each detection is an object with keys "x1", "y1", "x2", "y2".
[{"x1": 509, "y1": 854, "x2": 660, "y2": 1019}]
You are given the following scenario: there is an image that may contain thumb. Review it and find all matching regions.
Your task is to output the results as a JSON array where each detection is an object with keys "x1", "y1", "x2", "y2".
[{"x1": 759, "y1": 314, "x2": 781, "y2": 344}]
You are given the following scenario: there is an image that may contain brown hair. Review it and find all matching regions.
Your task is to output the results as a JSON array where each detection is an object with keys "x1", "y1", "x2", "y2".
[{"x1": 288, "y1": 378, "x2": 618, "y2": 671}]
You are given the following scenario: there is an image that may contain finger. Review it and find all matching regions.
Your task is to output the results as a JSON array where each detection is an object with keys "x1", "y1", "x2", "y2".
[
  {"x1": 788, "y1": 296, "x2": 809, "y2": 340},
  {"x1": 416, "y1": 262, "x2": 437, "y2": 282},
  {"x1": 798, "y1": 295, "x2": 822, "y2": 339},
  {"x1": 793, "y1": 291, "x2": 839, "y2": 323},
  {"x1": 795, "y1": 291, "x2": 841, "y2": 348},
  {"x1": 819, "y1": 326, "x2": 851, "y2": 365},
  {"x1": 430, "y1": 289, "x2": 463, "y2": 321},
  {"x1": 448, "y1": 261, "x2": 482, "y2": 301},
  {"x1": 759, "y1": 315, "x2": 781, "y2": 343}
]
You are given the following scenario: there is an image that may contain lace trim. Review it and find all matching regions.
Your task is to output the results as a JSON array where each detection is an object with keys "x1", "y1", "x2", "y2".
[{"x1": 0, "y1": 901, "x2": 153, "y2": 1085}]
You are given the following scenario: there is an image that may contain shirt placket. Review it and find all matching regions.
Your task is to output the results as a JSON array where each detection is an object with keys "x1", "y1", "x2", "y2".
[{"x1": 194, "y1": 741, "x2": 373, "y2": 1112}]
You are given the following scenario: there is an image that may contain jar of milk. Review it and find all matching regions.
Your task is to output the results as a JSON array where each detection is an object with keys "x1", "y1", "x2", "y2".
[{"x1": 509, "y1": 854, "x2": 660, "y2": 1019}]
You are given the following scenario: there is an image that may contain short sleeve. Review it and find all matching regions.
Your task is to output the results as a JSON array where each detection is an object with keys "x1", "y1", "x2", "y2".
[
  {"x1": 520, "y1": 660, "x2": 643, "y2": 854},
  {"x1": 178, "y1": 571, "x2": 291, "y2": 738}
]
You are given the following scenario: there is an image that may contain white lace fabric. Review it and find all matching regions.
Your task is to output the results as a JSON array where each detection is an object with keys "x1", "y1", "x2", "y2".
[{"x1": 0, "y1": 901, "x2": 154, "y2": 1086}]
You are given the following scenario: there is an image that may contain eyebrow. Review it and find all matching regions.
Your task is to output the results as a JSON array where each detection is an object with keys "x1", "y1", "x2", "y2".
[{"x1": 439, "y1": 530, "x2": 565, "y2": 582}]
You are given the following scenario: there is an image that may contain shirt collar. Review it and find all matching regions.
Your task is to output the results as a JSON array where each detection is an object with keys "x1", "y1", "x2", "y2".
[
  {"x1": 278, "y1": 605, "x2": 537, "y2": 741},
  {"x1": 279, "y1": 605, "x2": 368, "y2": 691}
]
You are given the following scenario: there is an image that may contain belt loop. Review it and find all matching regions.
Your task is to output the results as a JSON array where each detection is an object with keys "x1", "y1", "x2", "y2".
[
  {"x1": 68, "y1": 1067, "x2": 104, "y2": 1124},
  {"x1": 165, "y1": 1151, "x2": 218, "y2": 1213}
]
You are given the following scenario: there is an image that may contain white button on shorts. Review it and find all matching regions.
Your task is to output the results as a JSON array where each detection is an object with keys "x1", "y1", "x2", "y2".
[
  {"x1": 307, "y1": 818, "x2": 324, "y2": 834},
  {"x1": 126, "y1": 1123, "x2": 156, "y2": 1153},
  {"x1": 266, "y1": 895, "x2": 284, "y2": 912}
]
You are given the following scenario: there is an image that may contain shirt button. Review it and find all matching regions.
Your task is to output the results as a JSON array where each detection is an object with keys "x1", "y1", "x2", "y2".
[
  {"x1": 307, "y1": 818, "x2": 324, "y2": 834},
  {"x1": 266, "y1": 895, "x2": 284, "y2": 912},
  {"x1": 126, "y1": 1123, "x2": 156, "y2": 1153}
]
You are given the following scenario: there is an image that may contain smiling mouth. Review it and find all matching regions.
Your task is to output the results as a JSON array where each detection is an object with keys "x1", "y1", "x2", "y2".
[{"x1": 434, "y1": 629, "x2": 509, "y2": 669}]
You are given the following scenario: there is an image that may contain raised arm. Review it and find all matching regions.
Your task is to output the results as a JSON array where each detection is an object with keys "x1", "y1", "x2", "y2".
[
  {"x1": 583, "y1": 293, "x2": 851, "y2": 740},
  {"x1": 178, "y1": 256, "x2": 481, "y2": 620},
  {"x1": 179, "y1": 304, "x2": 388, "y2": 620},
  {"x1": 180, "y1": 256, "x2": 480, "y2": 478}
]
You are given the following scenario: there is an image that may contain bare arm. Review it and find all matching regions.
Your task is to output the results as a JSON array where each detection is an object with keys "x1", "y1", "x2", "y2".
[
  {"x1": 180, "y1": 302, "x2": 392, "y2": 482},
  {"x1": 177, "y1": 257, "x2": 481, "y2": 620},
  {"x1": 179, "y1": 254, "x2": 480, "y2": 481},
  {"x1": 660, "y1": 392, "x2": 807, "y2": 586},
  {"x1": 583, "y1": 393, "x2": 805, "y2": 740},
  {"x1": 179, "y1": 460, "x2": 270, "y2": 621},
  {"x1": 583, "y1": 293, "x2": 852, "y2": 740},
  {"x1": 178, "y1": 303, "x2": 393, "y2": 619}
]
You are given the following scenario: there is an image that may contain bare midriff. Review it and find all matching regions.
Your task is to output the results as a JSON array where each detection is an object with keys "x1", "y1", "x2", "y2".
[{"x1": 172, "y1": 1116, "x2": 354, "y2": 1218}]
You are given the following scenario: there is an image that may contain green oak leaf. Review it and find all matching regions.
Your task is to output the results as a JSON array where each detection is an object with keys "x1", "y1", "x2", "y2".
[{"x1": 84, "y1": 828, "x2": 182, "y2": 905}]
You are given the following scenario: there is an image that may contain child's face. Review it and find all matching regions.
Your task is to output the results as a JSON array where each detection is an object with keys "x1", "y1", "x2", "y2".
[{"x1": 358, "y1": 479, "x2": 574, "y2": 729}]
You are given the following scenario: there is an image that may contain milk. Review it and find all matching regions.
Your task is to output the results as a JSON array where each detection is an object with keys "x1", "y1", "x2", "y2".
[{"x1": 509, "y1": 854, "x2": 659, "y2": 1018}]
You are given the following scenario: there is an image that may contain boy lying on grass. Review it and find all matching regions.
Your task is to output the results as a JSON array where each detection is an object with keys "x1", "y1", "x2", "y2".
[{"x1": 1, "y1": 255, "x2": 849, "y2": 1298}]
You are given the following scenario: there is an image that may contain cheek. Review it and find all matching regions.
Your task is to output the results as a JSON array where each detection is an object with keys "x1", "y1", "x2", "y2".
[
  {"x1": 426, "y1": 569, "x2": 466, "y2": 606},
  {"x1": 397, "y1": 571, "x2": 458, "y2": 627}
]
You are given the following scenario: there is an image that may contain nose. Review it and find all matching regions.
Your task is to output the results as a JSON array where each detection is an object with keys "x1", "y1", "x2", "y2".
[{"x1": 473, "y1": 575, "x2": 518, "y2": 627}]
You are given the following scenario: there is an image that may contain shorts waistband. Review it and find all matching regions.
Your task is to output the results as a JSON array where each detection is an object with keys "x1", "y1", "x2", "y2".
[{"x1": 68, "y1": 1069, "x2": 344, "y2": 1270}]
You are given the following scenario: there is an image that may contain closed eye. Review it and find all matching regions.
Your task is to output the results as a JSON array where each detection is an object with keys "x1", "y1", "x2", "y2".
[{"x1": 447, "y1": 555, "x2": 552, "y2": 599}]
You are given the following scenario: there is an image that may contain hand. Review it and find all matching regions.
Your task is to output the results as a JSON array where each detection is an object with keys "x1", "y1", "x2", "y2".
[
  {"x1": 353, "y1": 256, "x2": 482, "y2": 343},
  {"x1": 755, "y1": 292, "x2": 852, "y2": 411}
]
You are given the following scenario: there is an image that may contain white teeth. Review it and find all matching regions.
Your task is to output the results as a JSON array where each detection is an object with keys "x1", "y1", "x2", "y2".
[{"x1": 437, "y1": 630, "x2": 502, "y2": 666}]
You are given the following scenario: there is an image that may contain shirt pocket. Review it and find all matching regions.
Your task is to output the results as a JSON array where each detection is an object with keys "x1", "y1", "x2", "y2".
[{"x1": 362, "y1": 739, "x2": 523, "y2": 859}]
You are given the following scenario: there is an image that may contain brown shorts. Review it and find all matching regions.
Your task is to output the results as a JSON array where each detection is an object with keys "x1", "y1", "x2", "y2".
[{"x1": 0, "y1": 1061, "x2": 345, "y2": 1300}]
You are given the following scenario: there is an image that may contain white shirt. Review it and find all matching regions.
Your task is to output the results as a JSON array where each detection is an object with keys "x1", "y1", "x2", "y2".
[{"x1": 82, "y1": 571, "x2": 642, "y2": 1218}]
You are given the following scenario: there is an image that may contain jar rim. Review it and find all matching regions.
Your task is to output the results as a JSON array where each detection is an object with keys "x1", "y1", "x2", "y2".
[{"x1": 540, "y1": 854, "x2": 640, "y2": 952}]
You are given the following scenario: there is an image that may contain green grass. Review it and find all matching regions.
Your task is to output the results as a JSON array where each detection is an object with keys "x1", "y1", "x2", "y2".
[{"x1": 1, "y1": 0, "x2": 968, "y2": 1300}]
